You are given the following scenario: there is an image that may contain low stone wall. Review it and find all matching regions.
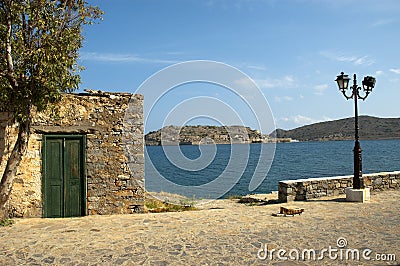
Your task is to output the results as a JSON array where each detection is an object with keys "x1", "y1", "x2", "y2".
[{"x1": 278, "y1": 171, "x2": 400, "y2": 202}]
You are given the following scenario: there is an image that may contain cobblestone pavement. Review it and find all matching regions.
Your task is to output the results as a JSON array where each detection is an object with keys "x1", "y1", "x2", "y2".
[{"x1": 1, "y1": 190, "x2": 399, "y2": 266}]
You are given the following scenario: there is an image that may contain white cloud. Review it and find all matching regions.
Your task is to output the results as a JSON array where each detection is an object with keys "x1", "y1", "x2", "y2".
[
  {"x1": 274, "y1": 96, "x2": 294, "y2": 102},
  {"x1": 371, "y1": 18, "x2": 397, "y2": 27},
  {"x1": 375, "y1": 70, "x2": 384, "y2": 76},
  {"x1": 389, "y1": 68, "x2": 400, "y2": 74},
  {"x1": 293, "y1": 115, "x2": 319, "y2": 125},
  {"x1": 233, "y1": 78, "x2": 261, "y2": 100},
  {"x1": 247, "y1": 64, "x2": 268, "y2": 71},
  {"x1": 313, "y1": 84, "x2": 328, "y2": 96},
  {"x1": 234, "y1": 77, "x2": 258, "y2": 89},
  {"x1": 353, "y1": 56, "x2": 374, "y2": 66},
  {"x1": 255, "y1": 75, "x2": 297, "y2": 89},
  {"x1": 279, "y1": 115, "x2": 332, "y2": 127},
  {"x1": 320, "y1": 50, "x2": 374, "y2": 66},
  {"x1": 80, "y1": 52, "x2": 178, "y2": 64},
  {"x1": 165, "y1": 51, "x2": 185, "y2": 55}
]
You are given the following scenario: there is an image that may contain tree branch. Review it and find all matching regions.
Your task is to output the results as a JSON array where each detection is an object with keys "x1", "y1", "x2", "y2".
[
  {"x1": 5, "y1": 6, "x2": 14, "y2": 72},
  {"x1": 21, "y1": 12, "x2": 30, "y2": 46},
  {"x1": 54, "y1": 1, "x2": 72, "y2": 41},
  {"x1": 4, "y1": 5, "x2": 18, "y2": 89}
]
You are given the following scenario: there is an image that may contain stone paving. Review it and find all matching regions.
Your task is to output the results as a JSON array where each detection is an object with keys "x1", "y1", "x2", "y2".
[{"x1": 0, "y1": 190, "x2": 399, "y2": 265}]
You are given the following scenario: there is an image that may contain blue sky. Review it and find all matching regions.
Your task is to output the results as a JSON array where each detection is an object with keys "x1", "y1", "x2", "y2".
[{"x1": 80, "y1": 0, "x2": 400, "y2": 133}]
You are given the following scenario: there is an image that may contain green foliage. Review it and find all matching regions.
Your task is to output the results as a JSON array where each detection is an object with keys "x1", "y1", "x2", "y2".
[
  {"x1": 0, "y1": 0, "x2": 103, "y2": 122},
  {"x1": 144, "y1": 199, "x2": 163, "y2": 210},
  {"x1": 145, "y1": 198, "x2": 198, "y2": 213},
  {"x1": 0, "y1": 217, "x2": 14, "y2": 226},
  {"x1": 226, "y1": 195, "x2": 243, "y2": 200},
  {"x1": 178, "y1": 198, "x2": 196, "y2": 207}
]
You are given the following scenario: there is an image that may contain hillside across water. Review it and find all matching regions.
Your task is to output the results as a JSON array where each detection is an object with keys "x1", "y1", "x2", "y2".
[{"x1": 270, "y1": 116, "x2": 400, "y2": 141}]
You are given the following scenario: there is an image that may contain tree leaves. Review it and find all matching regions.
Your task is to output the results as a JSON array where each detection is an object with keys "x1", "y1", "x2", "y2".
[{"x1": 0, "y1": 0, "x2": 103, "y2": 122}]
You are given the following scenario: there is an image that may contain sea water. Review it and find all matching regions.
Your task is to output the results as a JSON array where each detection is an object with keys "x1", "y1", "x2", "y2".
[{"x1": 145, "y1": 139, "x2": 400, "y2": 198}]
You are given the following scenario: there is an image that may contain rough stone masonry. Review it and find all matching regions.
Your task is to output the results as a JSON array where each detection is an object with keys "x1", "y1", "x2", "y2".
[
  {"x1": 0, "y1": 91, "x2": 144, "y2": 217},
  {"x1": 278, "y1": 171, "x2": 400, "y2": 202}
]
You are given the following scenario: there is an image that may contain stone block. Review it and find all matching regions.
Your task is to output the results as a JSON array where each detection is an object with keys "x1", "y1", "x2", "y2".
[
  {"x1": 278, "y1": 194, "x2": 287, "y2": 203},
  {"x1": 287, "y1": 195, "x2": 295, "y2": 202},
  {"x1": 117, "y1": 175, "x2": 130, "y2": 180},
  {"x1": 295, "y1": 194, "x2": 306, "y2": 201},
  {"x1": 115, "y1": 190, "x2": 134, "y2": 197},
  {"x1": 345, "y1": 187, "x2": 370, "y2": 203},
  {"x1": 373, "y1": 177, "x2": 383, "y2": 186},
  {"x1": 363, "y1": 177, "x2": 372, "y2": 186}
]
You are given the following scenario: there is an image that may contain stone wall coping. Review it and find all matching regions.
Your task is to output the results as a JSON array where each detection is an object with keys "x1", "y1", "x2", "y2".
[
  {"x1": 279, "y1": 175, "x2": 352, "y2": 184},
  {"x1": 279, "y1": 170, "x2": 400, "y2": 184},
  {"x1": 67, "y1": 91, "x2": 143, "y2": 100}
]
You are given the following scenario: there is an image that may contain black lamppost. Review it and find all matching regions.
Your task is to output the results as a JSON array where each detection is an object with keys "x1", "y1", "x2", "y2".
[{"x1": 335, "y1": 72, "x2": 376, "y2": 189}]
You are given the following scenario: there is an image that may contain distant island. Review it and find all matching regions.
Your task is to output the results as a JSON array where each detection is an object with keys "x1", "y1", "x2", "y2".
[
  {"x1": 145, "y1": 125, "x2": 267, "y2": 146},
  {"x1": 270, "y1": 115, "x2": 400, "y2": 141},
  {"x1": 145, "y1": 116, "x2": 400, "y2": 145}
]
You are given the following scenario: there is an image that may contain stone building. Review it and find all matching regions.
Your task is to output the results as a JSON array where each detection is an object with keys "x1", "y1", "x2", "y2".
[{"x1": 0, "y1": 91, "x2": 144, "y2": 218}]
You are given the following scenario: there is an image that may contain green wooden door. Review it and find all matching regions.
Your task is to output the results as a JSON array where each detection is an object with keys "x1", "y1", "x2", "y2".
[{"x1": 43, "y1": 136, "x2": 85, "y2": 218}]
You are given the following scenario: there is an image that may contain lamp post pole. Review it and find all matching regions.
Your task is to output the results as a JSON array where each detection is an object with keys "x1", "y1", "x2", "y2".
[
  {"x1": 352, "y1": 74, "x2": 362, "y2": 189},
  {"x1": 335, "y1": 72, "x2": 376, "y2": 190}
]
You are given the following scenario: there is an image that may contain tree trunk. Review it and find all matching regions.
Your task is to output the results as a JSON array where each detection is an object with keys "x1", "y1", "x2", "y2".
[{"x1": 0, "y1": 117, "x2": 31, "y2": 219}]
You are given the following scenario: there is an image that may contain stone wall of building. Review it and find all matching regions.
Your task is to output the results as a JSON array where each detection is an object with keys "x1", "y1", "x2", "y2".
[
  {"x1": 0, "y1": 91, "x2": 144, "y2": 217},
  {"x1": 278, "y1": 171, "x2": 400, "y2": 202}
]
